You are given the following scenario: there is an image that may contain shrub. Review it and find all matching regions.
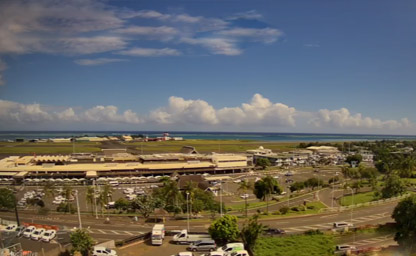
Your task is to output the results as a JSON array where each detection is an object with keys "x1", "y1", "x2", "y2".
[
  {"x1": 279, "y1": 206, "x2": 289, "y2": 214},
  {"x1": 304, "y1": 229, "x2": 323, "y2": 235}
]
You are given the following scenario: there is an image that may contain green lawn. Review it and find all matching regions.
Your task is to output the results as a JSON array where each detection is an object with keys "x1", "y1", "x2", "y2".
[
  {"x1": 340, "y1": 191, "x2": 377, "y2": 206},
  {"x1": 254, "y1": 234, "x2": 335, "y2": 256},
  {"x1": 0, "y1": 146, "x2": 101, "y2": 154},
  {"x1": 125, "y1": 139, "x2": 298, "y2": 153}
]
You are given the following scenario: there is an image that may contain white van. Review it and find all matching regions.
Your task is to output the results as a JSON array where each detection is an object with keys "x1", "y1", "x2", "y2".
[
  {"x1": 216, "y1": 243, "x2": 244, "y2": 254},
  {"x1": 333, "y1": 222, "x2": 353, "y2": 229}
]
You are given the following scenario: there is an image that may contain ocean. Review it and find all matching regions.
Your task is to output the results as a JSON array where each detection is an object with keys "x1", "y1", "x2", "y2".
[{"x1": 0, "y1": 131, "x2": 416, "y2": 142}]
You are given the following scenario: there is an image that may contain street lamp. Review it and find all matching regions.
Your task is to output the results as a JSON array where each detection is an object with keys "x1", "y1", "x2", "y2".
[
  {"x1": 220, "y1": 180, "x2": 223, "y2": 216},
  {"x1": 346, "y1": 186, "x2": 355, "y2": 244},
  {"x1": 186, "y1": 192, "x2": 190, "y2": 232},
  {"x1": 75, "y1": 190, "x2": 82, "y2": 229}
]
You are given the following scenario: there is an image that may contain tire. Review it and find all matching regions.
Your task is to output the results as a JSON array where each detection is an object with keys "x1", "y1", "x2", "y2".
[
  {"x1": 192, "y1": 248, "x2": 197, "y2": 252},
  {"x1": 209, "y1": 248, "x2": 214, "y2": 252}
]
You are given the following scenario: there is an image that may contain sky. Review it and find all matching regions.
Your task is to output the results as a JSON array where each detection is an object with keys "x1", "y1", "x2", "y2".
[{"x1": 0, "y1": 0, "x2": 415, "y2": 134}]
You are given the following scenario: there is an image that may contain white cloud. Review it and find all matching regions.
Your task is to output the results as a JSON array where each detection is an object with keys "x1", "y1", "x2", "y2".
[
  {"x1": 0, "y1": 0, "x2": 125, "y2": 54},
  {"x1": 74, "y1": 58, "x2": 127, "y2": 66},
  {"x1": 217, "y1": 94, "x2": 296, "y2": 127},
  {"x1": 310, "y1": 108, "x2": 412, "y2": 130},
  {"x1": 150, "y1": 96, "x2": 218, "y2": 125},
  {"x1": 113, "y1": 26, "x2": 178, "y2": 41},
  {"x1": 53, "y1": 36, "x2": 127, "y2": 55},
  {"x1": 0, "y1": 100, "x2": 52, "y2": 123},
  {"x1": 181, "y1": 37, "x2": 241, "y2": 55},
  {"x1": 118, "y1": 47, "x2": 181, "y2": 57},
  {"x1": 129, "y1": 10, "x2": 171, "y2": 20},
  {"x1": 218, "y1": 28, "x2": 282, "y2": 43},
  {"x1": 0, "y1": 97, "x2": 414, "y2": 134},
  {"x1": 83, "y1": 105, "x2": 141, "y2": 124}
]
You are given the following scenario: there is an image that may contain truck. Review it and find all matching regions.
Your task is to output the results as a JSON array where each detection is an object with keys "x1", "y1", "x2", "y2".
[
  {"x1": 172, "y1": 229, "x2": 211, "y2": 244},
  {"x1": 151, "y1": 224, "x2": 165, "y2": 245}
]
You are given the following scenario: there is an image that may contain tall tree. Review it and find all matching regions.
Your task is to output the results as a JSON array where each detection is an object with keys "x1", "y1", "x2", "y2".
[
  {"x1": 208, "y1": 215, "x2": 240, "y2": 244},
  {"x1": 70, "y1": 229, "x2": 94, "y2": 256},
  {"x1": 256, "y1": 158, "x2": 271, "y2": 170},
  {"x1": 392, "y1": 195, "x2": 416, "y2": 254},
  {"x1": 42, "y1": 181, "x2": 55, "y2": 199},
  {"x1": 240, "y1": 214, "x2": 265, "y2": 255},
  {"x1": 85, "y1": 186, "x2": 95, "y2": 215},
  {"x1": 0, "y1": 188, "x2": 16, "y2": 210},
  {"x1": 253, "y1": 175, "x2": 281, "y2": 214},
  {"x1": 131, "y1": 194, "x2": 163, "y2": 219},
  {"x1": 381, "y1": 174, "x2": 407, "y2": 198},
  {"x1": 238, "y1": 180, "x2": 253, "y2": 218}
]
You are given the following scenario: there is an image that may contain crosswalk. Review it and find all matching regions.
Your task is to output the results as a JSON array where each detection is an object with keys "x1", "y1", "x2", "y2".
[
  {"x1": 352, "y1": 235, "x2": 394, "y2": 246},
  {"x1": 284, "y1": 212, "x2": 390, "y2": 233},
  {"x1": 87, "y1": 228, "x2": 143, "y2": 236}
]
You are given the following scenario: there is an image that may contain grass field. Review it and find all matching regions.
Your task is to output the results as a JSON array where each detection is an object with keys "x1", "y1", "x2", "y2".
[
  {"x1": 254, "y1": 234, "x2": 335, "y2": 256},
  {"x1": 126, "y1": 139, "x2": 299, "y2": 154},
  {"x1": 340, "y1": 191, "x2": 377, "y2": 206},
  {"x1": 0, "y1": 139, "x2": 299, "y2": 155},
  {"x1": 0, "y1": 142, "x2": 101, "y2": 154}
]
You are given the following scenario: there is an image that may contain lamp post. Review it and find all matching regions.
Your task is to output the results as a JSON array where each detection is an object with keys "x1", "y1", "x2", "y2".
[
  {"x1": 220, "y1": 180, "x2": 223, "y2": 216},
  {"x1": 346, "y1": 187, "x2": 355, "y2": 244},
  {"x1": 75, "y1": 190, "x2": 82, "y2": 229},
  {"x1": 186, "y1": 192, "x2": 190, "y2": 232}
]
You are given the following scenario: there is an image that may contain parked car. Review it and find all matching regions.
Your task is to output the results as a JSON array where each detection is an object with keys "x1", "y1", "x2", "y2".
[
  {"x1": 230, "y1": 250, "x2": 249, "y2": 256},
  {"x1": 285, "y1": 172, "x2": 294, "y2": 176},
  {"x1": 41, "y1": 230, "x2": 57, "y2": 242},
  {"x1": 23, "y1": 226, "x2": 36, "y2": 238},
  {"x1": 92, "y1": 246, "x2": 117, "y2": 256},
  {"x1": 187, "y1": 240, "x2": 217, "y2": 252},
  {"x1": 264, "y1": 228, "x2": 286, "y2": 235},
  {"x1": 333, "y1": 222, "x2": 353, "y2": 229},
  {"x1": 4, "y1": 224, "x2": 17, "y2": 232},
  {"x1": 240, "y1": 194, "x2": 249, "y2": 199},
  {"x1": 216, "y1": 243, "x2": 244, "y2": 254},
  {"x1": 233, "y1": 179, "x2": 242, "y2": 184},
  {"x1": 15, "y1": 226, "x2": 26, "y2": 237},
  {"x1": 335, "y1": 244, "x2": 356, "y2": 252},
  {"x1": 31, "y1": 228, "x2": 46, "y2": 240}
]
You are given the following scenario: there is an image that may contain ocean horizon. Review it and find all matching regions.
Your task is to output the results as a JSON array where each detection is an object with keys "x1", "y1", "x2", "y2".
[{"x1": 1, "y1": 131, "x2": 416, "y2": 142}]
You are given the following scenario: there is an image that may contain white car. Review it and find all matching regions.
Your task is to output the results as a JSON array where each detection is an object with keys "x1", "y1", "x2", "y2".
[
  {"x1": 31, "y1": 228, "x2": 46, "y2": 240},
  {"x1": 23, "y1": 226, "x2": 36, "y2": 238},
  {"x1": 126, "y1": 194, "x2": 137, "y2": 201},
  {"x1": 335, "y1": 245, "x2": 356, "y2": 252},
  {"x1": 5, "y1": 224, "x2": 17, "y2": 232},
  {"x1": 41, "y1": 230, "x2": 57, "y2": 242},
  {"x1": 273, "y1": 175, "x2": 280, "y2": 179},
  {"x1": 53, "y1": 199, "x2": 63, "y2": 205},
  {"x1": 240, "y1": 194, "x2": 249, "y2": 199},
  {"x1": 92, "y1": 246, "x2": 117, "y2": 256},
  {"x1": 123, "y1": 188, "x2": 134, "y2": 194},
  {"x1": 233, "y1": 179, "x2": 242, "y2": 183}
]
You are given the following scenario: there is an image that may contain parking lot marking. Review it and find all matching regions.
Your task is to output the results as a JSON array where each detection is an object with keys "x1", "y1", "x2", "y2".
[
  {"x1": 111, "y1": 230, "x2": 120, "y2": 235},
  {"x1": 97, "y1": 229, "x2": 106, "y2": 234},
  {"x1": 124, "y1": 231, "x2": 133, "y2": 235}
]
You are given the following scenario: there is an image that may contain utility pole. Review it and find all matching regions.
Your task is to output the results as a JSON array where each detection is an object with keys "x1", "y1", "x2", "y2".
[
  {"x1": 75, "y1": 190, "x2": 82, "y2": 229},
  {"x1": 220, "y1": 181, "x2": 223, "y2": 216},
  {"x1": 14, "y1": 199, "x2": 20, "y2": 226},
  {"x1": 186, "y1": 192, "x2": 190, "y2": 232}
]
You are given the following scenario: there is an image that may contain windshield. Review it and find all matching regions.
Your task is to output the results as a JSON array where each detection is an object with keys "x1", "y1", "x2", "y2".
[
  {"x1": 34, "y1": 231, "x2": 39, "y2": 235},
  {"x1": 25, "y1": 228, "x2": 31, "y2": 232},
  {"x1": 221, "y1": 245, "x2": 228, "y2": 250},
  {"x1": 152, "y1": 235, "x2": 162, "y2": 239},
  {"x1": 44, "y1": 232, "x2": 51, "y2": 236},
  {"x1": 105, "y1": 249, "x2": 111, "y2": 253}
]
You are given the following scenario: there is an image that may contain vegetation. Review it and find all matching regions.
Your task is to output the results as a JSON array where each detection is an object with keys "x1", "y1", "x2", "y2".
[
  {"x1": 381, "y1": 174, "x2": 407, "y2": 198},
  {"x1": 253, "y1": 233, "x2": 335, "y2": 256},
  {"x1": 209, "y1": 215, "x2": 240, "y2": 244},
  {"x1": 340, "y1": 191, "x2": 378, "y2": 206},
  {"x1": 240, "y1": 215, "x2": 264, "y2": 255},
  {"x1": 253, "y1": 175, "x2": 282, "y2": 214},
  {"x1": 0, "y1": 188, "x2": 16, "y2": 210},
  {"x1": 392, "y1": 195, "x2": 416, "y2": 253},
  {"x1": 256, "y1": 158, "x2": 271, "y2": 170},
  {"x1": 131, "y1": 194, "x2": 163, "y2": 219},
  {"x1": 345, "y1": 154, "x2": 363, "y2": 167},
  {"x1": 238, "y1": 180, "x2": 253, "y2": 217},
  {"x1": 70, "y1": 229, "x2": 94, "y2": 256}
]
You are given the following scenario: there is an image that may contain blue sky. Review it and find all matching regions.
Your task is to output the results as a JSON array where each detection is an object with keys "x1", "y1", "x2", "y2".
[{"x1": 0, "y1": 0, "x2": 415, "y2": 134}]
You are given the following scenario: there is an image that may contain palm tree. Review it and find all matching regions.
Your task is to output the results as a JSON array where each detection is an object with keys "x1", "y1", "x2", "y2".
[
  {"x1": 42, "y1": 181, "x2": 55, "y2": 199},
  {"x1": 183, "y1": 181, "x2": 197, "y2": 214},
  {"x1": 99, "y1": 184, "x2": 113, "y2": 215},
  {"x1": 238, "y1": 180, "x2": 253, "y2": 218},
  {"x1": 162, "y1": 179, "x2": 182, "y2": 213},
  {"x1": 86, "y1": 186, "x2": 95, "y2": 215}
]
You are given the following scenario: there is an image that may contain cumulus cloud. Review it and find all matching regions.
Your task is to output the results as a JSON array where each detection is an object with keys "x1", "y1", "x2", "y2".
[
  {"x1": 0, "y1": 100, "x2": 52, "y2": 123},
  {"x1": 310, "y1": 108, "x2": 412, "y2": 130},
  {"x1": 83, "y1": 105, "x2": 141, "y2": 124},
  {"x1": 150, "y1": 96, "x2": 218, "y2": 125},
  {"x1": 74, "y1": 58, "x2": 127, "y2": 66},
  {"x1": 0, "y1": 99, "x2": 142, "y2": 126},
  {"x1": 118, "y1": 47, "x2": 181, "y2": 57},
  {"x1": 227, "y1": 10, "x2": 263, "y2": 20},
  {"x1": 217, "y1": 94, "x2": 296, "y2": 127}
]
